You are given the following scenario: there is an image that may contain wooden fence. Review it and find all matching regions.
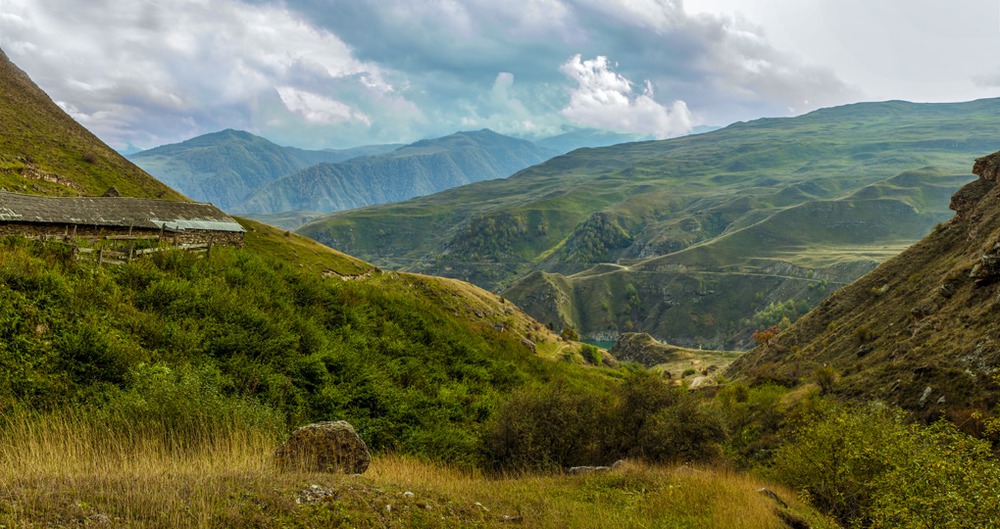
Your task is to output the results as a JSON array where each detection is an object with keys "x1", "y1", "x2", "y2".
[{"x1": 74, "y1": 241, "x2": 214, "y2": 265}]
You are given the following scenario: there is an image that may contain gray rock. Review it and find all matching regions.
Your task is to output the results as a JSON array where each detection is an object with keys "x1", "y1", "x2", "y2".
[
  {"x1": 275, "y1": 420, "x2": 371, "y2": 474},
  {"x1": 757, "y1": 487, "x2": 788, "y2": 509},
  {"x1": 568, "y1": 465, "x2": 611, "y2": 475}
]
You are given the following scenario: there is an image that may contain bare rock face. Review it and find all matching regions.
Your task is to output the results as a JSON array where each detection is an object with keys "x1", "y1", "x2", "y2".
[
  {"x1": 950, "y1": 178, "x2": 996, "y2": 220},
  {"x1": 973, "y1": 152, "x2": 1000, "y2": 182},
  {"x1": 275, "y1": 421, "x2": 371, "y2": 474}
]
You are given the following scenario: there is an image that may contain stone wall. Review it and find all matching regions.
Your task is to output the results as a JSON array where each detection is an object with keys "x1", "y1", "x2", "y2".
[{"x1": 0, "y1": 222, "x2": 244, "y2": 247}]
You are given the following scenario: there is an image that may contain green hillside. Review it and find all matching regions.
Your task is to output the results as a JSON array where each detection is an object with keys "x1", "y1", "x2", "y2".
[
  {"x1": 728, "y1": 150, "x2": 1000, "y2": 419},
  {"x1": 240, "y1": 129, "x2": 558, "y2": 214},
  {"x1": 299, "y1": 99, "x2": 997, "y2": 348},
  {"x1": 128, "y1": 129, "x2": 399, "y2": 211},
  {"x1": 0, "y1": 49, "x2": 182, "y2": 200}
]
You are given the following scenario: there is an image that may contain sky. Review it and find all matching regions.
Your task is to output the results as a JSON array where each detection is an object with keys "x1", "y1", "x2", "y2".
[{"x1": 1, "y1": 0, "x2": 998, "y2": 150}]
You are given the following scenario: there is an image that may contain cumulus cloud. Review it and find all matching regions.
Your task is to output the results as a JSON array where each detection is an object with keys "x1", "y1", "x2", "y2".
[
  {"x1": 0, "y1": 0, "x2": 862, "y2": 148},
  {"x1": 276, "y1": 86, "x2": 370, "y2": 125},
  {"x1": 0, "y1": 0, "x2": 415, "y2": 148},
  {"x1": 560, "y1": 55, "x2": 691, "y2": 138}
]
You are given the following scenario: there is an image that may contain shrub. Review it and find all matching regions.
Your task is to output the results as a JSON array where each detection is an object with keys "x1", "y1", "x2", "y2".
[
  {"x1": 581, "y1": 344, "x2": 602, "y2": 365},
  {"x1": 768, "y1": 403, "x2": 1000, "y2": 527},
  {"x1": 484, "y1": 372, "x2": 728, "y2": 471},
  {"x1": 483, "y1": 381, "x2": 610, "y2": 471},
  {"x1": 560, "y1": 326, "x2": 580, "y2": 341}
]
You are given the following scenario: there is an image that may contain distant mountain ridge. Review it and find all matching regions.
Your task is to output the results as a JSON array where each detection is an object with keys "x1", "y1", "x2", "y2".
[
  {"x1": 238, "y1": 129, "x2": 558, "y2": 214},
  {"x1": 128, "y1": 129, "x2": 400, "y2": 211},
  {"x1": 298, "y1": 98, "x2": 1000, "y2": 348}
]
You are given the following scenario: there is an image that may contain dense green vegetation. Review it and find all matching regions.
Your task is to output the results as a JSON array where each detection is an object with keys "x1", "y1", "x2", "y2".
[
  {"x1": 128, "y1": 129, "x2": 399, "y2": 211},
  {"x1": 0, "y1": 236, "x2": 610, "y2": 466},
  {"x1": 301, "y1": 100, "x2": 1000, "y2": 347},
  {"x1": 240, "y1": 129, "x2": 557, "y2": 214}
]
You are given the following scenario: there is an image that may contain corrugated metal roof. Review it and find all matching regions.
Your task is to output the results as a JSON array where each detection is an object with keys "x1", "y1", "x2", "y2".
[{"x1": 0, "y1": 192, "x2": 245, "y2": 233}]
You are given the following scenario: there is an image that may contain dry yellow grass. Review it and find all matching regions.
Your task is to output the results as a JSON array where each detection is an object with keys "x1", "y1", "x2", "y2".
[{"x1": 0, "y1": 412, "x2": 834, "y2": 528}]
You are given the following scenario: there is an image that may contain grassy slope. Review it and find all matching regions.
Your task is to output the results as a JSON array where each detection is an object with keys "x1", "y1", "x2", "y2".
[
  {"x1": 728, "y1": 153, "x2": 1000, "y2": 419},
  {"x1": 300, "y1": 100, "x2": 997, "y2": 347},
  {"x1": 0, "y1": 414, "x2": 832, "y2": 529},
  {"x1": 0, "y1": 49, "x2": 182, "y2": 200}
]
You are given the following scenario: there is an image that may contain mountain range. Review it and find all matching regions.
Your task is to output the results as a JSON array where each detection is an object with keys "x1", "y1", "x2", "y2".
[
  {"x1": 127, "y1": 129, "x2": 400, "y2": 211},
  {"x1": 238, "y1": 129, "x2": 557, "y2": 214},
  {"x1": 297, "y1": 99, "x2": 1000, "y2": 348}
]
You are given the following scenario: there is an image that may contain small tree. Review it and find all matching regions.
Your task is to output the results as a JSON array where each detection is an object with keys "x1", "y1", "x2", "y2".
[
  {"x1": 560, "y1": 325, "x2": 580, "y2": 341},
  {"x1": 751, "y1": 325, "x2": 780, "y2": 346}
]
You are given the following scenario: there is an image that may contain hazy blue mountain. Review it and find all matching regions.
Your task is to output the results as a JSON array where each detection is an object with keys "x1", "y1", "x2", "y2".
[
  {"x1": 532, "y1": 127, "x2": 653, "y2": 154},
  {"x1": 128, "y1": 129, "x2": 399, "y2": 211},
  {"x1": 238, "y1": 129, "x2": 557, "y2": 214}
]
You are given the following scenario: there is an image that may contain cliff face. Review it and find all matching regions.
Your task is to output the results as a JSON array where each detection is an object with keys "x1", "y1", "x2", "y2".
[{"x1": 729, "y1": 151, "x2": 1000, "y2": 423}]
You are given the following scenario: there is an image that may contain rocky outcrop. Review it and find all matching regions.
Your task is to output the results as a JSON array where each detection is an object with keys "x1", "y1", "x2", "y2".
[
  {"x1": 949, "y1": 178, "x2": 995, "y2": 220},
  {"x1": 610, "y1": 333, "x2": 679, "y2": 367},
  {"x1": 970, "y1": 241, "x2": 1000, "y2": 287},
  {"x1": 972, "y1": 151, "x2": 1000, "y2": 182},
  {"x1": 274, "y1": 421, "x2": 371, "y2": 474}
]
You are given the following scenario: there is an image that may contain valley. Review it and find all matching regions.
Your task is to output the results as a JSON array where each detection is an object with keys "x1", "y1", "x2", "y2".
[
  {"x1": 300, "y1": 101, "x2": 996, "y2": 348},
  {"x1": 3, "y1": 22, "x2": 1000, "y2": 528}
]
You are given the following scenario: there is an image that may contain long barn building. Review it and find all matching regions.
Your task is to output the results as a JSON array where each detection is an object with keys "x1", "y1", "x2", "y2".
[{"x1": 0, "y1": 191, "x2": 245, "y2": 246}]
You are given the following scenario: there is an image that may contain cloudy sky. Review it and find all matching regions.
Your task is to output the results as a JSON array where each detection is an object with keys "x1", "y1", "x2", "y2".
[{"x1": 1, "y1": 0, "x2": 998, "y2": 150}]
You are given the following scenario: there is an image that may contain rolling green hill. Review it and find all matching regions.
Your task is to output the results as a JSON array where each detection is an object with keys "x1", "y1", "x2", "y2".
[
  {"x1": 299, "y1": 99, "x2": 1000, "y2": 348},
  {"x1": 128, "y1": 129, "x2": 400, "y2": 211},
  {"x1": 0, "y1": 49, "x2": 181, "y2": 200},
  {"x1": 239, "y1": 129, "x2": 558, "y2": 214}
]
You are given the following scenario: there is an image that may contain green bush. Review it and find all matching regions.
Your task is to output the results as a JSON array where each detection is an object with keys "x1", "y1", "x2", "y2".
[
  {"x1": 581, "y1": 344, "x2": 602, "y2": 365},
  {"x1": 484, "y1": 372, "x2": 727, "y2": 471},
  {"x1": 0, "y1": 237, "x2": 604, "y2": 466},
  {"x1": 768, "y1": 403, "x2": 1000, "y2": 527}
]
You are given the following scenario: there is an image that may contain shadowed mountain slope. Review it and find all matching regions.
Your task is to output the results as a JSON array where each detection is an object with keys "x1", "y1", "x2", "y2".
[
  {"x1": 128, "y1": 129, "x2": 399, "y2": 211},
  {"x1": 240, "y1": 129, "x2": 557, "y2": 214}
]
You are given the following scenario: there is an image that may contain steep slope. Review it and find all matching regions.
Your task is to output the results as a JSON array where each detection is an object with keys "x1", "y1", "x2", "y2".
[
  {"x1": 300, "y1": 99, "x2": 998, "y2": 346},
  {"x1": 239, "y1": 129, "x2": 557, "y2": 213},
  {"x1": 729, "y1": 151, "x2": 1000, "y2": 418},
  {"x1": 128, "y1": 129, "x2": 399, "y2": 211},
  {"x1": 0, "y1": 48, "x2": 181, "y2": 199}
]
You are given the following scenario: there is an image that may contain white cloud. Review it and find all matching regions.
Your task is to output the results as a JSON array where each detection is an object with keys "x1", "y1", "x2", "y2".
[
  {"x1": 559, "y1": 55, "x2": 692, "y2": 138},
  {"x1": 0, "y1": 0, "x2": 407, "y2": 148},
  {"x1": 276, "y1": 86, "x2": 370, "y2": 125}
]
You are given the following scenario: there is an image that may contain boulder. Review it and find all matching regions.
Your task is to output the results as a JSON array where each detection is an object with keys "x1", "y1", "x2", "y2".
[{"x1": 275, "y1": 420, "x2": 371, "y2": 474}]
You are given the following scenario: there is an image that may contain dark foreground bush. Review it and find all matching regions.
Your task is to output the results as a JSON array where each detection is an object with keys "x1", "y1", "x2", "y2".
[{"x1": 483, "y1": 372, "x2": 726, "y2": 471}]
